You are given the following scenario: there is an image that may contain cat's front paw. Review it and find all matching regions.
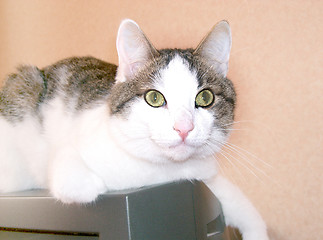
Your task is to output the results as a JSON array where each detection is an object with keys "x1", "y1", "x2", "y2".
[{"x1": 50, "y1": 170, "x2": 106, "y2": 204}]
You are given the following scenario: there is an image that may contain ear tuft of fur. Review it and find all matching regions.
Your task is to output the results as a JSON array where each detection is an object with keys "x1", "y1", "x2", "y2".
[
  {"x1": 116, "y1": 19, "x2": 158, "y2": 83},
  {"x1": 194, "y1": 20, "x2": 232, "y2": 77}
]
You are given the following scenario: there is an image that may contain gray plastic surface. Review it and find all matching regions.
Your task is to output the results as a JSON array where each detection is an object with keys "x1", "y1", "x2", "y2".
[{"x1": 0, "y1": 181, "x2": 228, "y2": 240}]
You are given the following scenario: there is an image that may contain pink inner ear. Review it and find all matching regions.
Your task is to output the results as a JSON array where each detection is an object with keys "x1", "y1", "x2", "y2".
[
  {"x1": 129, "y1": 62, "x2": 141, "y2": 76},
  {"x1": 173, "y1": 120, "x2": 194, "y2": 141}
]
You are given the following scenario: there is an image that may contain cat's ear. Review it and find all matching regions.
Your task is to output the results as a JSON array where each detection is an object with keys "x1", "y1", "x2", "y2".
[
  {"x1": 116, "y1": 19, "x2": 158, "y2": 83},
  {"x1": 194, "y1": 20, "x2": 232, "y2": 77}
]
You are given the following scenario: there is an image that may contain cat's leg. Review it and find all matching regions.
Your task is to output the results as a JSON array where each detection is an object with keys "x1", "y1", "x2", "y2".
[
  {"x1": 204, "y1": 175, "x2": 269, "y2": 240},
  {"x1": 0, "y1": 119, "x2": 36, "y2": 192},
  {"x1": 0, "y1": 147, "x2": 35, "y2": 192},
  {"x1": 49, "y1": 146, "x2": 106, "y2": 204}
]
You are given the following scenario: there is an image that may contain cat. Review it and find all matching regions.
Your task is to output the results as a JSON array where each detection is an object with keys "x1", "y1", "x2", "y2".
[{"x1": 0, "y1": 19, "x2": 268, "y2": 240}]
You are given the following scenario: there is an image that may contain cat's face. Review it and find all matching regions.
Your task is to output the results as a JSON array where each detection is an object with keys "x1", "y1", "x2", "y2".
[{"x1": 108, "y1": 20, "x2": 235, "y2": 163}]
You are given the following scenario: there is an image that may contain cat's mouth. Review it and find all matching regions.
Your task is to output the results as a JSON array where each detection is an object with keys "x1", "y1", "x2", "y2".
[
  {"x1": 167, "y1": 143, "x2": 197, "y2": 162},
  {"x1": 168, "y1": 141, "x2": 192, "y2": 149},
  {"x1": 153, "y1": 136, "x2": 203, "y2": 149},
  {"x1": 148, "y1": 137, "x2": 207, "y2": 162}
]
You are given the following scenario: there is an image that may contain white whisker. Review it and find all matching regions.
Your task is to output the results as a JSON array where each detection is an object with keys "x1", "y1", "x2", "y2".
[
  {"x1": 221, "y1": 147, "x2": 264, "y2": 183},
  {"x1": 218, "y1": 150, "x2": 249, "y2": 182},
  {"x1": 214, "y1": 128, "x2": 248, "y2": 131},
  {"x1": 222, "y1": 144, "x2": 268, "y2": 176},
  {"x1": 226, "y1": 142, "x2": 273, "y2": 169}
]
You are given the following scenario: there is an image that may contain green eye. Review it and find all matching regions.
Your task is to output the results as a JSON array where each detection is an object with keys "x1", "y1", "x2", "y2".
[
  {"x1": 195, "y1": 89, "x2": 214, "y2": 108},
  {"x1": 144, "y1": 90, "x2": 166, "y2": 108}
]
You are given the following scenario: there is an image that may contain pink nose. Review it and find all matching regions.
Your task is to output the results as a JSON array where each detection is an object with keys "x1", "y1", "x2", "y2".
[{"x1": 173, "y1": 121, "x2": 194, "y2": 141}]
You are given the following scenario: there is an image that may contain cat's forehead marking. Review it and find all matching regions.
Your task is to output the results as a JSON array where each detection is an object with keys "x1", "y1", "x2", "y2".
[{"x1": 156, "y1": 55, "x2": 198, "y2": 109}]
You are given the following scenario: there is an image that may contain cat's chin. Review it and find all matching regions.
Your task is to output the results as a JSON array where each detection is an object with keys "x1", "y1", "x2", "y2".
[
  {"x1": 147, "y1": 137, "x2": 204, "y2": 162},
  {"x1": 163, "y1": 143, "x2": 198, "y2": 162},
  {"x1": 168, "y1": 141, "x2": 188, "y2": 149}
]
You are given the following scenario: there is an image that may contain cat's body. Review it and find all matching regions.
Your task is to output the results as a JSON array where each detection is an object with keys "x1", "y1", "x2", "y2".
[{"x1": 0, "y1": 20, "x2": 268, "y2": 240}]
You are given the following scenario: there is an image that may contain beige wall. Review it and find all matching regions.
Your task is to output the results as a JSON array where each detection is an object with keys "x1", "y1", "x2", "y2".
[{"x1": 0, "y1": 0, "x2": 322, "y2": 239}]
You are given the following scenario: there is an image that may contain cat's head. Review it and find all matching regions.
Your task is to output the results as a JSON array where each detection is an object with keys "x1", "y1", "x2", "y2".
[{"x1": 108, "y1": 19, "x2": 235, "y2": 163}]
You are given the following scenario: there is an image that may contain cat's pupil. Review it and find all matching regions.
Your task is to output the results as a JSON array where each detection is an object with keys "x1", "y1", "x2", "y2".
[
  {"x1": 152, "y1": 92, "x2": 158, "y2": 102},
  {"x1": 202, "y1": 91, "x2": 210, "y2": 103}
]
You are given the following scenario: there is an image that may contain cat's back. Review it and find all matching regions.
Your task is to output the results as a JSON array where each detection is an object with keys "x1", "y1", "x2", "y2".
[
  {"x1": 0, "y1": 57, "x2": 117, "y2": 123},
  {"x1": 43, "y1": 57, "x2": 117, "y2": 110}
]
